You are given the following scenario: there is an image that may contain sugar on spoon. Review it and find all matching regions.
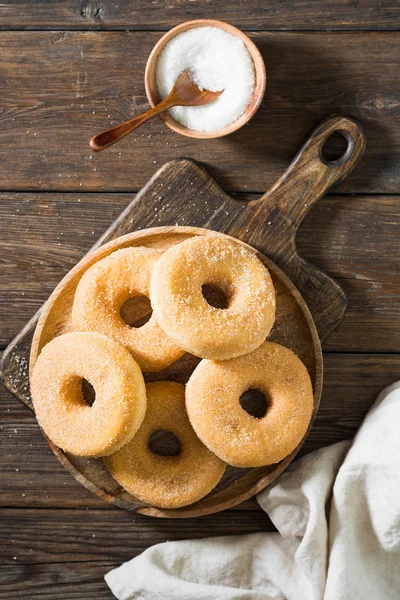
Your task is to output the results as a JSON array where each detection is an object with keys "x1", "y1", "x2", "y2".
[{"x1": 90, "y1": 70, "x2": 223, "y2": 152}]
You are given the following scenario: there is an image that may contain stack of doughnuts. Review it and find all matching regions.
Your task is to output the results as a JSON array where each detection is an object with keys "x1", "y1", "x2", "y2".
[{"x1": 31, "y1": 234, "x2": 314, "y2": 509}]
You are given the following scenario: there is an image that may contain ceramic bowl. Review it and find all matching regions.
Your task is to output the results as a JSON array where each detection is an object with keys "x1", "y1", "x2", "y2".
[{"x1": 144, "y1": 19, "x2": 266, "y2": 139}]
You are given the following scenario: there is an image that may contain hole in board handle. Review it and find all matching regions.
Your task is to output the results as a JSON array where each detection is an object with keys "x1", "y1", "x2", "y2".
[{"x1": 320, "y1": 130, "x2": 355, "y2": 167}]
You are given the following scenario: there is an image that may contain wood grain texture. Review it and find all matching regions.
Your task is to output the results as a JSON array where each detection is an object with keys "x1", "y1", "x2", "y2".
[
  {"x1": 27, "y1": 114, "x2": 360, "y2": 351},
  {"x1": 0, "y1": 562, "x2": 117, "y2": 600},
  {"x1": 233, "y1": 115, "x2": 364, "y2": 340},
  {"x1": 0, "y1": 507, "x2": 273, "y2": 567},
  {"x1": 0, "y1": 118, "x2": 365, "y2": 517},
  {"x1": 24, "y1": 224, "x2": 321, "y2": 516},
  {"x1": 0, "y1": 6, "x2": 398, "y2": 597},
  {"x1": 1, "y1": 352, "x2": 399, "y2": 598},
  {"x1": 3, "y1": 114, "x2": 367, "y2": 515},
  {"x1": 298, "y1": 195, "x2": 400, "y2": 352},
  {"x1": 0, "y1": 31, "x2": 399, "y2": 193},
  {"x1": 2, "y1": 354, "x2": 399, "y2": 509},
  {"x1": 1, "y1": 192, "x2": 399, "y2": 352},
  {"x1": 1, "y1": 351, "x2": 399, "y2": 595},
  {"x1": 0, "y1": 1, "x2": 399, "y2": 31}
]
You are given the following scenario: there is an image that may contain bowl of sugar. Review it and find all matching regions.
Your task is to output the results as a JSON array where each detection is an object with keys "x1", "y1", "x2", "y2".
[{"x1": 145, "y1": 20, "x2": 266, "y2": 139}]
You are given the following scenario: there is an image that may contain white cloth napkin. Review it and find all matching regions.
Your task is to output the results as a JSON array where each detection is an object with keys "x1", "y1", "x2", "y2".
[{"x1": 105, "y1": 381, "x2": 400, "y2": 600}]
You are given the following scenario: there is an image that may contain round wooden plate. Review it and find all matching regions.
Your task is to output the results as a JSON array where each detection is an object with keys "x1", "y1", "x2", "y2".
[{"x1": 29, "y1": 225, "x2": 322, "y2": 518}]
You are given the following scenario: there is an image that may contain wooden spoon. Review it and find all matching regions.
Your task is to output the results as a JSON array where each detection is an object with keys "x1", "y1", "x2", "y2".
[{"x1": 90, "y1": 70, "x2": 223, "y2": 152}]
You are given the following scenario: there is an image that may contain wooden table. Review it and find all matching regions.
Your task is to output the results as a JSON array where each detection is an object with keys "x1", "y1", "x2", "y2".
[{"x1": 1, "y1": 2, "x2": 400, "y2": 597}]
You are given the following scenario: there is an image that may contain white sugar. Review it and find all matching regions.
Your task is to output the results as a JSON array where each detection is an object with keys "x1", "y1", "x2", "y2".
[{"x1": 156, "y1": 27, "x2": 255, "y2": 132}]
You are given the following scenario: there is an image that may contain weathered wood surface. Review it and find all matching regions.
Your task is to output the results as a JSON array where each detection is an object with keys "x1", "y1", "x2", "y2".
[
  {"x1": 2, "y1": 353, "x2": 399, "y2": 509},
  {"x1": 0, "y1": 31, "x2": 400, "y2": 193},
  {"x1": 0, "y1": 562, "x2": 117, "y2": 600},
  {"x1": 1, "y1": 352, "x2": 399, "y2": 597},
  {"x1": 0, "y1": 1, "x2": 399, "y2": 31},
  {"x1": 0, "y1": 507, "x2": 273, "y2": 566},
  {"x1": 1, "y1": 192, "x2": 399, "y2": 352},
  {"x1": 0, "y1": 7, "x2": 400, "y2": 597},
  {"x1": 9, "y1": 139, "x2": 354, "y2": 516}
]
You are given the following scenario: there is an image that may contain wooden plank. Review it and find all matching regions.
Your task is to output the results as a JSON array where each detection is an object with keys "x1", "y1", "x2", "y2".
[
  {"x1": 297, "y1": 195, "x2": 400, "y2": 352},
  {"x1": 0, "y1": 562, "x2": 116, "y2": 600},
  {"x1": 2, "y1": 353, "x2": 399, "y2": 508},
  {"x1": 1, "y1": 353, "x2": 398, "y2": 598},
  {"x1": 1, "y1": 353, "x2": 399, "y2": 598},
  {"x1": 0, "y1": 1, "x2": 399, "y2": 31},
  {"x1": 0, "y1": 193, "x2": 130, "y2": 348},
  {"x1": 0, "y1": 506, "x2": 273, "y2": 566},
  {"x1": 0, "y1": 193, "x2": 399, "y2": 352},
  {"x1": 0, "y1": 31, "x2": 399, "y2": 193}
]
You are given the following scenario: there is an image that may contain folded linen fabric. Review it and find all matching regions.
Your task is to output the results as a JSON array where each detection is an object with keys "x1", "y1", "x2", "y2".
[{"x1": 106, "y1": 382, "x2": 400, "y2": 600}]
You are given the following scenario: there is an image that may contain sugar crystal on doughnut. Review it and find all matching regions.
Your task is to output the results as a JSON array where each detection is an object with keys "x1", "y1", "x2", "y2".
[
  {"x1": 186, "y1": 342, "x2": 314, "y2": 467},
  {"x1": 30, "y1": 332, "x2": 147, "y2": 457},
  {"x1": 71, "y1": 247, "x2": 185, "y2": 372},
  {"x1": 150, "y1": 236, "x2": 276, "y2": 360},
  {"x1": 105, "y1": 381, "x2": 226, "y2": 508}
]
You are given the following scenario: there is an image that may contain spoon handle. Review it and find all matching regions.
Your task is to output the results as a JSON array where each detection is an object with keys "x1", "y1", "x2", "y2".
[{"x1": 90, "y1": 96, "x2": 176, "y2": 152}]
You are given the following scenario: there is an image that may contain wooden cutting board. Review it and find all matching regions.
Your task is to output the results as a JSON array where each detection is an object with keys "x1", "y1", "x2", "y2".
[{"x1": 0, "y1": 114, "x2": 365, "y2": 517}]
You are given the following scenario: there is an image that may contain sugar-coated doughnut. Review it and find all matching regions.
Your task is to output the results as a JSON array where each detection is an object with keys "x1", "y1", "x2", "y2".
[
  {"x1": 31, "y1": 332, "x2": 147, "y2": 457},
  {"x1": 150, "y1": 236, "x2": 276, "y2": 360},
  {"x1": 105, "y1": 381, "x2": 226, "y2": 508},
  {"x1": 71, "y1": 247, "x2": 185, "y2": 372},
  {"x1": 186, "y1": 342, "x2": 314, "y2": 467}
]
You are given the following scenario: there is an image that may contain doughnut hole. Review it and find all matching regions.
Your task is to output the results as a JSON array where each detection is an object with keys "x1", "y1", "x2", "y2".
[
  {"x1": 81, "y1": 378, "x2": 96, "y2": 407},
  {"x1": 120, "y1": 295, "x2": 153, "y2": 328},
  {"x1": 148, "y1": 429, "x2": 182, "y2": 456},
  {"x1": 63, "y1": 376, "x2": 96, "y2": 408},
  {"x1": 239, "y1": 388, "x2": 269, "y2": 419},
  {"x1": 201, "y1": 277, "x2": 234, "y2": 309}
]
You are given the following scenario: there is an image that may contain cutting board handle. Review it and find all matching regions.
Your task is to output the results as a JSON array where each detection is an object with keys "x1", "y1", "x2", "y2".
[
  {"x1": 239, "y1": 115, "x2": 366, "y2": 341},
  {"x1": 258, "y1": 114, "x2": 365, "y2": 233}
]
